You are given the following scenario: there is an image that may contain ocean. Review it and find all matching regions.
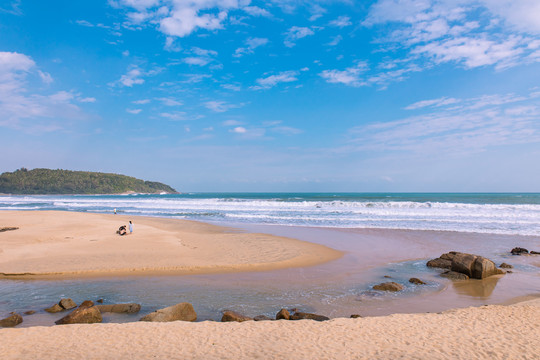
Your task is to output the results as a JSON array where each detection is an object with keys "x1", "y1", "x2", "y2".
[{"x1": 1, "y1": 193, "x2": 540, "y2": 236}]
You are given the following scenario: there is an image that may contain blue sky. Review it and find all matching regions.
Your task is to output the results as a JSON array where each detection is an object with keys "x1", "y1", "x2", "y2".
[{"x1": 1, "y1": 0, "x2": 539, "y2": 192}]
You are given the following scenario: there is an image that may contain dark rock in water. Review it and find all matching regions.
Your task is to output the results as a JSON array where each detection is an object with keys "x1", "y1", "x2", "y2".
[
  {"x1": 140, "y1": 303, "x2": 196, "y2": 322},
  {"x1": 427, "y1": 258, "x2": 452, "y2": 269},
  {"x1": 97, "y1": 298, "x2": 104, "y2": 303},
  {"x1": 507, "y1": 270, "x2": 513, "y2": 273},
  {"x1": 24, "y1": 310, "x2": 36, "y2": 315},
  {"x1": 55, "y1": 301, "x2": 102, "y2": 325},
  {"x1": 383, "y1": 275, "x2": 392, "y2": 278},
  {"x1": 59, "y1": 298, "x2": 77, "y2": 310},
  {"x1": 290, "y1": 312, "x2": 330, "y2": 321},
  {"x1": 97, "y1": 303, "x2": 141, "y2": 314},
  {"x1": 441, "y1": 271, "x2": 469, "y2": 280},
  {"x1": 451, "y1": 253, "x2": 477, "y2": 278},
  {"x1": 221, "y1": 310, "x2": 252, "y2": 322},
  {"x1": 471, "y1": 256, "x2": 502, "y2": 279},
  {"x1": 0, "y1": 313, "x2": 23, "y2": 327},
  {"x1": 409, "y1": 278, "x2": 426, "y2": 285},
  {"x1": 511, "y1": 247, "x2": 529, "y2": 255},
  {"x1": 430, "y1": 252, "x2": 503, "y2": 279},
  {"x1": 276, "y1": 309, "x2": 290, "y2": 320},
  {"x1": 253, "y1": 315, "x2": 272, "y2": 321},
  {"x1": 373, "y1": 282, "x2": 404, "y2": 292},
  {"x1": 531, "y1": 251, "x2": 540, "y2": 255},
  {"x1": 45, "y1": 304, "x2": 64, "y2": 313},
  {"x1": 350, "y1": 314, "x2": 362, "y2": 318},
  {"x1": 500, "y1": 263, "x2": 513, "y2": 269}
]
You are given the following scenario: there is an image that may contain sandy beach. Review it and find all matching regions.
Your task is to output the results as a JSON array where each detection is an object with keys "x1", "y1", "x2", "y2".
[
  {"x1": 1, "y1": 298, "x2": 539, "y2": 359},
  {"x1": 0, "y1": 211, "x2": 341, "y2": 277}
]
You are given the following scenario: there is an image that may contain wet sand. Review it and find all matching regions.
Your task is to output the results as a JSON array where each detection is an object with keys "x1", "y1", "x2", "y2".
[{"x1": 0, "y1": 211, "x2": 342, "y2": 278}]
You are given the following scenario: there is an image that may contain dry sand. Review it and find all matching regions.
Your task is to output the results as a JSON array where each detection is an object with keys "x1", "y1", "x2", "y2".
[
  {"x1": 1, "y1": 298, "x2": 538, "y2": 359},
  {"x1": 0, "y1": 211, "x2": 341, "y2": 277}
]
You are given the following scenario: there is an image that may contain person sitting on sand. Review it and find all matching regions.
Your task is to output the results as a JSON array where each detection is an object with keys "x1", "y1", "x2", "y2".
[
  {"x1": 117, "y1": 225, "x2": 127, "y2": 236},
  {"x1": 129, "y1": 221, "x2": 133, "y2": 235}
]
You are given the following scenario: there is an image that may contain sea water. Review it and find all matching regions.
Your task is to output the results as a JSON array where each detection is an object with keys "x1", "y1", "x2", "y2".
[
  {"x1": 1, "y1": 193, "x2": 540, "y2": 236},
  {"x1": 1, "y1": 193, "x2": 539, "y2": 326}
]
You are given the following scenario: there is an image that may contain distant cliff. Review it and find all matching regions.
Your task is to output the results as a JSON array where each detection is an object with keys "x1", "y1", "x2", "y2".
[{"x1": 0, "y1": 168, "x2": 177, "y2": 195}]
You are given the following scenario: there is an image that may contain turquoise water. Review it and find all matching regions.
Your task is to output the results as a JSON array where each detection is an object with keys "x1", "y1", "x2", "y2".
[{"x1": 1, "y1": 193, "x2": 540, "y2": 235}]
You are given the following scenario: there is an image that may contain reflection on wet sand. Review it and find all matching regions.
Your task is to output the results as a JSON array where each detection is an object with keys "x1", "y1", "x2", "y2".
[{"x1": 451, "y1": 276, "x2": 502, "y2": 298}]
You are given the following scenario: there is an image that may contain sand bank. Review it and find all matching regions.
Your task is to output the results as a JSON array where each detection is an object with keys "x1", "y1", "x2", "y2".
[
  {"x1": 1, "y1": 299, "x2": 539, "y2": 360},
  {"x1": 0, "y1": 211, "x2": 341, "y2": 278}
]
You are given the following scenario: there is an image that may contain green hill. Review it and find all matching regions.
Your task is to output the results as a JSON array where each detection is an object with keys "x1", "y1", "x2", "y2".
[{"x1": 0, "y1": 168, "x2": 178, "y2": 195}]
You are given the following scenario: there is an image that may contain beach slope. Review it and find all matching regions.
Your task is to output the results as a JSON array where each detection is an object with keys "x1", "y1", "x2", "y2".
[{"x1": 0, "y1": 211, "x2": 341, "y2": 277}]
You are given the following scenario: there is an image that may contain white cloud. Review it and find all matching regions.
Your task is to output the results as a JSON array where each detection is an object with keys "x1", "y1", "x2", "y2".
[
  {"x1": 160, "y1": 111, "x2": 187, "y2": 120},
  {"x1": 319, "y1": 61, "x2": 369, "y2": 87},
  {"x1": 234, "y1": 37, "x2": 268, "y2": 57},
  {"x1": 231, "y1": 126, "x2": 247, "y2": 133},
  {"x1": 126, "y1": 108, "x2": 142, "y2": 114},
  {"x1": 327, "y1": 35, "x2": 342, "y2": 46},
  {"x1": 360, "y1": 0, "x2": 540, "y2": 84},
  {"x1": 115, "y1": 66, "x2": 145, "y2": 87},
  {"x1": 284, "y1": 26, "x2": 315, "y2": 47},
  {"x1": 243, "y1": 6, "x2": 272, "y2": 18},
  {"x1": 329, "y1": 16, "x2": 352, "y2": 28},
  {"x1": 348, "y1": 90, "x2": 540, "y2": 154},
  {"x1": 405, "y1": 96, "x2": 461, "y2": 110},
  {"x1": 133, "y1": 99, "x2": 151, "y2": 104},
  {"x1": 184, "y1": 57, "x2": 211, "y2": 66},
  {"x1": 183, "y1": 47, "x2": 218, "y2": 66},
  {"x1": 205, "y1": 100, "x2": 242, "y2": 112},
  {"x1": 156, "y1": 97, "x2": 183, "y2": 106},
  {"x1": 254, "y1": 70, "x2": 299, "y2": 89},
  {"x1": 38, "y1": 70, "x2": 53, "y2": 84},
  {"x1": 0, "y1": 52, "x2": 88, "y2": 131},
  {"x1": 0, "y1": 0, "x2": 23, "y2": 15},
  {"x1": 223, "y1": 119, "x2": 243, "y2": 126},
  {"x1": 79, "y1": 97, "x2": 97, "y2": 103},
  {"x1": 221, "y1": 83, "x2": 241, "y2": 91}
]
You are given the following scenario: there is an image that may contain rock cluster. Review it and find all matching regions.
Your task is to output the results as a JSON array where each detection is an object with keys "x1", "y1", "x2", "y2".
[
  {"x1": 55, "y1": 301, "x2": 102, "y2": 325},
  {"x1": 427, "y1": 252, "x2": 504, "y2": 279},
  {"x1": 511, "y1": 247, "x2": 529, "y2": 255},
  {"x1": 97, "y1": 303, "x2": 141, "y2": 314},
  {"x1": 45, "y1": 298, "x2": 77, "y2": 313}
]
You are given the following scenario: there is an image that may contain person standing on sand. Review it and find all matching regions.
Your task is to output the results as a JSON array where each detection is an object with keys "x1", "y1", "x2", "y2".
[
  {"x1": 114, "y1": 208, "x2": 117, "y2": 215},
  {"x1": 129, "y1": 221, "x2": 133, "y2": 235}
]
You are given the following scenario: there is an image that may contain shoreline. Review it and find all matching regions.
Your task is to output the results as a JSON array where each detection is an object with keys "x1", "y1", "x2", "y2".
[
  {"x1": 0, "y1": 211, "x2": 342, "y2": 279},
  {"x1": 1, "y1": 298, "x2": 539, "y2": 360}
]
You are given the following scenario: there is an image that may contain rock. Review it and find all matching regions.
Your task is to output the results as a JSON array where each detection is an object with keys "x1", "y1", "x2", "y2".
[
  {"x1": 383, "y1": 275, "x2": 392, "y2": 278},
  {"x1": 0, "y1": 227, "x2": 18, "y2": 232},
  {"x1": 441, "y1": 271, "x2": 469, "y2": 280},
  {"x1": 24, "y1": 310, "x2": 35, "y2": 315},
  {"x1": 276, "y1": 309, "x2": 290, "y2": 320},
  {"x1": 45, "y1": 304, "x2": 64, "y2": 313},
  {"x1": 531, "y1": 251, "x2": 540, "y2": 255},
  {"x1": 140, "y1": 303, "x2": 196, "y2": 322},
  {"x1": 97, "y1": 298, "x2": 104, "y2": 303},
  {"x1": 221, "y1": 311, "x2": 252, "y2": 322},
  {"x1": 253, "y1": 315, "x2": 272, "y2": 321},
  {"x1": 409, "y1": 278, "x2": 426, "y2": 285},
  {"x1": 511, "y1": 247, "x2": 529, "y2": 255},
  {"x1": 500, "y1": 263, "x2": 513, "y2": 269},
  {"x1": 350, "y1": 314, "x2": 362, "y2": 318},
  {"x1": 451, "y1": 253, "x2": 477, "y2": 278},
  {"x1": 507, "y1": 270, "x2": 513, "y2": 273},
  {"x1": 290, "y1": 312, "x2": 330, "y2": 321},
  {"x1": 96, "y1": 303, "x2": 141, "y2": 314},
  {"x1": 55, "y1": 301, "x2": 102, "y2": 325},
  {"x1": 373, "y1": 282, "x2": 404, "y2": 292},
  {"x1": 440, "y1": 251, "x2": 460, "y2": 261},
  {"x1": 472, "y1": 256, "x2": 501, "y2": 279},
  {"x1": 426, "y1": 258, "x2": 452, "y2": 269},
  {"x1": 59, "y1": 298, "x2": 77, "y2": 310},
  {"x1": 0, "y1": 313, "x2": 23, "y2": 327}
]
